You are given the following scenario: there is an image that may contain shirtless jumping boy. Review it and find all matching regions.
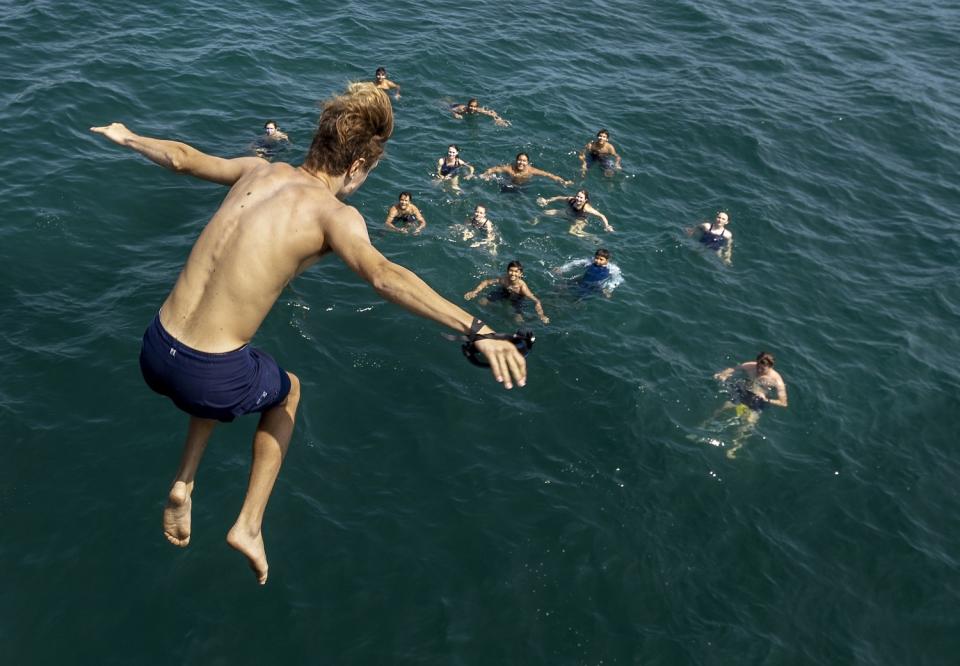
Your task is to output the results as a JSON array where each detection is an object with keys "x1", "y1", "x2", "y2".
[{"x1": 91, "y1": 83, "x2": 525, "y2": 585}]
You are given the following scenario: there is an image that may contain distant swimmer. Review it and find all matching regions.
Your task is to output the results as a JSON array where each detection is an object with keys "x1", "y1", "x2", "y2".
[
  {"x1": 253, "y1": 119, "x2": 290, "y2": 159},
  {"x1": 461, "y1": 203, "x2": 498, "y2": 252},
  {"x1": 537, "y1": 189, "x2": 613, "y2": 236},
  {"x1": 262, "y1": 119, "x2": 289, "y2": 142},
  {"x1": 578, "y1": 129, "x2": 621, "y2": 177},
  {"x1": 553, "y1": 248, "x2": 623, "y2": 298},
  {"x1": 480, "y1": 152, "x2": 573, "y2": 189},
  {"x1": 90, "y1": 83, "x2": 526, "y2": 585},
  {"x1": 687, "y1": 211, "x2": 733, "y2": 265},
  {"x1": 450, "y1": 98, "x2": 510, "y2": 127},
  {"x1": 435, "y1": 144, "x2": 475, "y2": 192},
  {"x1": 374, "y1": 67, "x2": 400, "y2": 99},
  {"x1": 712, "y1": 351, "x2": 788, "y2": 457},
  {"x1": 464, "y1": 260, "x2": 550, "y2": 324},
  {"x1": 385, "y1": 191, "x2": 426, "y2": 234}
]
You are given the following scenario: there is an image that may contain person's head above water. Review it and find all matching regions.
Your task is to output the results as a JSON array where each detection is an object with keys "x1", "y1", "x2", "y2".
[
  {"x1": 594, "y1": 248, "x2": 611, "y2": 266},
  {"x1": 714, "y1": 211, "x2": 730, "y2": 226},
  {"x1": 573, "y1": 189, "x2": 590, "y2": 205},
  {"x1": 596, "y1": 129, "x2": 609, "y2": 143},
  {"x1": 398, "y1": 191, "x2": 412, "y2": 207},
  {"x1": 467, "y1": 98, "x2": 479, "y2": 111},
  {"x1": 375, "y1": 67, "x2": 387, "y2": 81},
  {"x1": 756, "y1": 351, "x2": 775, "y2": 373},
  {"x1": 515, "y1": 153, "x2": 530, "y2": 170},
  {"x1": 473, "y1": 204, "x2": 487, "y2": 219},
  {"x1": 264, "y1": 120, "x2": 279, "y2": 135},
  {"x1": 303, "y1": 83, "x2": 393, "y2": 183},
  {"x1": 447, "y1": 144, "x2": 460, "y2": 157},
  {"x1": 506, "y1": 260, "x2": 524, "y2": 280}
]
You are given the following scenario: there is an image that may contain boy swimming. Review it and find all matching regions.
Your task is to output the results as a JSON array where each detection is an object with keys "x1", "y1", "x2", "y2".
[{"x1": 464, "y1": 260, "x2": 550, "y2": 324}]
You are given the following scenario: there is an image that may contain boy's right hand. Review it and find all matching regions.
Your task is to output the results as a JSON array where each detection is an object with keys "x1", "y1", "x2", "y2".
[
  {"x1": 473, "y1": 338, "x2": 527, "y2": 389},
  {"x1": 90, "y1": 122, "x2": 133, "y2": 146}
]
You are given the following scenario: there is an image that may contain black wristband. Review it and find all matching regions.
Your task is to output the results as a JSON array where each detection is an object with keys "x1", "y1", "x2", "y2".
[
  {"x1": 462, "y1": 329, "x2": 536, "y2": 368},
  {"x1": 468, "y1": 317, "x2": 485, "y2": 340}
]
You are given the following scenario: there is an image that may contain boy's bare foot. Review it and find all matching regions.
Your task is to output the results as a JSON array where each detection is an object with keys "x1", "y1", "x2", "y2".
[
  {"x1": 227, "y1": 524, "x2": 269, "y2": 585},
  {"x1": 163, "y1": 481, "x2": 193, "y2": 546}
]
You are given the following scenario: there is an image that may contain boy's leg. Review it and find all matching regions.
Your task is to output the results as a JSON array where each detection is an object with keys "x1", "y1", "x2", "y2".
[
  {"x1": 227, "y1": 372, "x2": 301, "y2": 585},
  {"x1": 164, "y1": 416, "x2": 217, "y2": 547},
  {"x1": 727, "y1": 411, "x2": 760, "y2": 459}
]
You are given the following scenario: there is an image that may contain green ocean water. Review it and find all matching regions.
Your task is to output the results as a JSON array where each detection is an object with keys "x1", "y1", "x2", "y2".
[{"x1": 3, "y1": 1, "x2": 960, "y2": 664}]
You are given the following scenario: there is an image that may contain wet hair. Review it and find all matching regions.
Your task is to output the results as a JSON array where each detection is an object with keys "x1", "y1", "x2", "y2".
[
  {"x1": 516, "y1": 152, "x2": 530, "y2": 162},
  {"x1": 597, "y1": 128, "x2": 609, "y2": 137},
  {"x1": 595, "y1": 248, "x2": 611, "y2": 260},
  {"x1": 304, "y1": 82, "x2": 394, "y2": 176},
  {"x1": 399, "y1": 191, "x2": 411, "y2": 200},
  {"x1": 467, "y1": 98, "x2": 479, "y2": 106},
  {"x1": 574, "y1": 189, "x2": 590, "y2": 202},
  {"x1": 474, "y1": 204, "x2": 486, "y2": 214},
  {"x1": 375, "y1": 67, "x2": 387, "y2": 76},
  {"x1": 756, "y1": 351, "x2": 775, "y2": 368},
  {"x1": 264, "y1": 120, "x2": 277, "y2": 129},
  {"x1": 448, "y1": 144, "x2": 460, "y2": 153},
  {"x1": 507, "y1": 260, "x2": 524, "y2": 272}
]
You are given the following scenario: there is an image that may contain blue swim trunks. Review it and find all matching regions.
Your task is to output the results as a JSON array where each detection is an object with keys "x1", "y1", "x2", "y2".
[{"x1": 139, "y1": 314, "x2": 291, "y2": 422}]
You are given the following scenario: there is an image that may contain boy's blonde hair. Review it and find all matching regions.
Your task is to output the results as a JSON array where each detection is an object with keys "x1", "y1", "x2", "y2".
[{"x1": 304, "y1": 82, "x2": 394, "y2": 175}]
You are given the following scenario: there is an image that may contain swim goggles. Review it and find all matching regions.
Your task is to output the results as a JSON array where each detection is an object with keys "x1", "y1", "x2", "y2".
[{"x1": 461, "y1": 318, "x2": 536, "y2": 368}]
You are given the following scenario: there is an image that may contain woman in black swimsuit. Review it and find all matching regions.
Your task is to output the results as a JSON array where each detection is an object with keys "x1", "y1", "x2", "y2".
[
  {"x1": 537, "y1": 189, "x2": 613, "y2": 236},
  {"x1": 436, "y1": 144, "x2": 474, "y2": 192},
  {"x1": 687, "y1": 211, "x2": 733, "y2": 264}
]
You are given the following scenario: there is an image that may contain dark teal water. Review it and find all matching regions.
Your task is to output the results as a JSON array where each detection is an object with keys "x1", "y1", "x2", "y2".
[{"x1": 3, "y1": 1, "x2": 959, "y2": 664}]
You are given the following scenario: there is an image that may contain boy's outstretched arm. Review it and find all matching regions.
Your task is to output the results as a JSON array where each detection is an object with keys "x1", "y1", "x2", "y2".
[{"x1": 90, "y1": 122, "x2": 264, "y2": 186}]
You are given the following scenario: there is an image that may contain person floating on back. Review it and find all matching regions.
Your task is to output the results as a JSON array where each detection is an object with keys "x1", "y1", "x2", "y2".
[
  {"x1": 464, "y1": 260, "x2": 550, "y2": 324},
  {"x1": 450, "y1": 98, "x2": 510, "y2": 126},
  {"x1": 385, "y1": 191, "x2": 427, "y2": 234},
  {"x1": 537, "y1": 189, "x2": 613, "y2": 236},
  {"x1": 578, "y1": 128, "x2": 621, "y2": 177},
  {"x1": 90, "y1": 82, "x2": 526, "y2": 585},
  {"x1": 373, "y1": 67, "x2": 400, "y2": 99}
]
